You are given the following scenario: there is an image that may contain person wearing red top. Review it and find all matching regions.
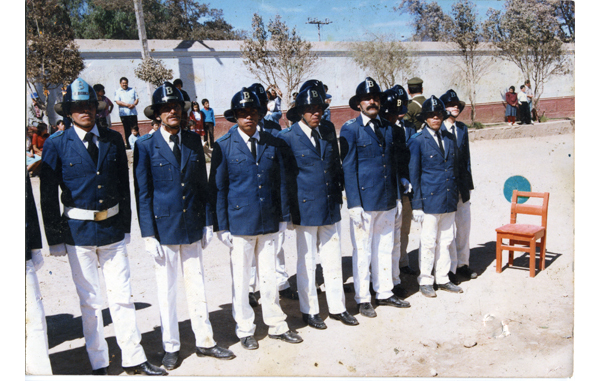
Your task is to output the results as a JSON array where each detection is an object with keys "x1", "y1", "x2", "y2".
[
  {"x1": 32, "y1": 123, "x2": 49, "y2": 155},
  {"x1": 188, "y1": 101, "x2": 205, "y2": 137},
  {"x1": 504, "y1": 86, "x2": 518, "y2": 125}
]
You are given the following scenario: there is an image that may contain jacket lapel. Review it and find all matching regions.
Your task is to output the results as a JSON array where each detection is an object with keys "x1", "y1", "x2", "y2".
[
  {"x1": 96, "y1": 127, "x2": 110, "y2": 168},
  {"x1": 67, "y1": 127, "x2": 96, "y2": 169},
  {"x1": 293, "y1": 124, "x2": 319, "y2": 155},
  {"x1": 180, "y1": 130, "x2": 192, "y2": 170},
  {"x1": 424, "y1": 128, "x2": 445, "y2": 157},
  {"x1": 155, "y1": 130, "x2": 180, "y2": 168},
  {"x1": 233, "y1": 128, "x2": 256, "y2": 162}
]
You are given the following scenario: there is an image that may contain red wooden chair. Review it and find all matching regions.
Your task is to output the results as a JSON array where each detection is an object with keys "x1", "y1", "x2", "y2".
[{"x1": 495, "y1": 190, "x2": 549, "y2": 277}]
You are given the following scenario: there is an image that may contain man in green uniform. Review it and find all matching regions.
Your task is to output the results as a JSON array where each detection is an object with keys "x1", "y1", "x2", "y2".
[{"x1": 404, "y1": 77, "x2": 426, "y2": 130}]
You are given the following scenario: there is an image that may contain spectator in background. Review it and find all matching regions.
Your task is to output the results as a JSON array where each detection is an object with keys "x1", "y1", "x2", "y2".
[
  {"x1": 189, "y1": 101, "x2": 205, "y2": 137},
  {"x1": 26, "y1": 126, "x2": 42, "y2": 177},
  {"x1": 323, "y1": 84, "x2": 332, "y2": 122},
  {"x1": 265, "y1": 85, "x2": 283, "y2": 125},
  {"x1": 114, "y1": 77, "x2": 139, "y2": 149},
  {"x1": 128, "y1": 126, "x2": 139, "y2": 149},
  {"x1": 517, "y1": 85, "x2": 532, "y2": 125},
  {"x1": 504, "y1": 86, "x2": 518, "y2": 125},
  {"x1": 32, "y1": 123, "x2": 49, "y2": 156},
  {"x1": 93, "y1": 84, "x2": 114, "y2": 129},
  {"x1": 201, "y1": 98, "x2": 215, "y2": 149},
  {"x1": 173, "y1": 79, "x2": 191, "y2": 130},
  {"x1": 525, "y1": 80, "x2": 535, "y2": 122},
  {"x1": 56, "y1": 120, "x2": 66, "y2": 132},
  {"x1": 149, "y1": 119, "x2": 160, "y2": 135}
]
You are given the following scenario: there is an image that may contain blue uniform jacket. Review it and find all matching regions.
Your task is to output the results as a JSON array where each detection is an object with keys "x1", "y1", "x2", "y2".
[
  {"x1": 278, "y1": 122, "x2": 343, "y2": 226},
  {"x1": 408, "y1": 126, "x2": 459, "y2": 214},
  {"x1": 133, "y1": 129, "x2": 211, "y2": 245},
  {"x1": 209, "y1": 127, "x2": 288, "y2": 236},
  {"x1": 26, "y1": 172, "x2": 42, "y2": 260},
  {"x1": 339, "y1": 116, "x2": 404, "y2": 211},
  {"x1": 398, "y1": 119, "x2": 417, "y2": 143},
  {"x1": 40, "y1": 126, "x2": 131, "y2": 246},
  {"x1": 444, "y1": 121, "x2": 474, "y2": 202}
]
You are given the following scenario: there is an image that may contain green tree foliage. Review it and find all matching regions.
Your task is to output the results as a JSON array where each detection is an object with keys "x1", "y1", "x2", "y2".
[{"x1": 394, "y1": 0, "x2": 452, "y2": 42}]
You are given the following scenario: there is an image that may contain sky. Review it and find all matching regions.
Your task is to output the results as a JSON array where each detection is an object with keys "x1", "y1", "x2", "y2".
[{"x1": 211, "y1": 0, "x2": 505, "y2": 41}]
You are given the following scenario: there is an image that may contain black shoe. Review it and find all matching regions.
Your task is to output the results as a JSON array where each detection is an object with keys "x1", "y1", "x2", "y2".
[
  {"x1": 376, "y1": 295, "x2": 411, "y2": 308},
  {"x1": 123, "y1": 361, "x2": 168, "y2": 376},
  {"x1": 448, "y1": 271, "x2": 460, "y2": 285},
  {"x1": 240, "y1": 336, "x2": 258, "y2": 350},
  {"x1": 457, "y1": 265, "x2": 478, "y2": 279},
  {"x1": 268, "y1": 330, "x2": 303, "y2": 344},
  {"x1": 400, "y1": 265, "x2": 418, "y2": 275},
  {"x1": 161, "y1": 351, "x2": 179, "y2": 370},
  {"x1": 437, "y1": 282, "x2": 463, "y2": 293},
  {"x1": 420, "y1": 285, "x2": 437, "y2": 298},
  {"x1": 302, "y1": 313, "x2": 327, "y2": 329},
  {"x1": 392, "y1": 284, "x2": 408, "y2": 298},
  {"x1": 92, "y1": 367, "x2": 108, "y2": 375},
  {"x1": 279, "y1": 287, "x2": 299, "y2": 300},
  {"x1": 358, "y1": 302, "x2": 377, "y2": 318},
  {"x1": 249, "y1": 292, "x2": 259, "y2": 308},
  {"x1": 197, "y1": 345, "x2": 236, "y2": 360},
  {"x1": 369, "y1": 282, "x2": 376, "y2": 296},
  {"x1": 329, "y1": 311, "x2": 359, "y2": 326}
]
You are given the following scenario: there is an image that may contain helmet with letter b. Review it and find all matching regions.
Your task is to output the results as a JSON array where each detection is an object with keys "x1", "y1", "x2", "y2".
[
  {"x1": 54, "y1": 77, "x2": 106, "y2": 117},
  {"x1": 416, "y1": 96, "x2": 448, "y2": 123},
  {"x1": 143, "y1": 81, "x2": 191, "y2": 119},
  {"x1": 223, "y1": 87, "x2": 263, "y2": 123}
]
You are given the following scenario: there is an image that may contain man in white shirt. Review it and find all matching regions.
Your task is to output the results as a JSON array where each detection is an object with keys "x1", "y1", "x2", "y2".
[{"x1": 114, "y1": 77, "x2": 139, "y2": 149}]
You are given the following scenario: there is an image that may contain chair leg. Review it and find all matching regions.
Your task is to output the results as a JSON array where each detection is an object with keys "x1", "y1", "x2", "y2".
[
  {"x1": 529, "y1": 238, "x2": 537, "y2": 277},
  {"x1": 540, "y1": 236, "x2": 547, "y2": 270},
  {"x1": 508, "y1": 239, "x2": 514, "y2": 266},
  {"x1": 496, "y1": 235, "x2": 503, "y2": 273}
]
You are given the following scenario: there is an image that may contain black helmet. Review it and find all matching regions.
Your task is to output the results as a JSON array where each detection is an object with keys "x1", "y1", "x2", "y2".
[
  {"x1": 224, "y1": 87, "x2": 263, "y2": 123},
  {"x1": 54, "y1": 77, "x2": 106, "y2": 117},
  {"x1": 286, "y1": 86, "x2": 327, "y2": 123},
  {"x1": 391, "y1": 84, "x2": 409, "y2": 114},
  {"x1": 380, "y1": 89, "x2": 402, "y2": 116},
  {"x1": 298, "y1": 79, "x2": 327, "y2": 101},
  {"x1": 143, "y1": 81, "x2": 191, "y2": 119},
  {"x1": 248, "y1": 83, "x2": 269, "y2": 115},
  {"x1": 349, "y1": 77, "x2": 383, "y2": 111},
  {"x1": 439, "y1": 89, "x2": 465, "y2": 113},
  {"x1": 416, "y1": 96, "x2": 448, "y2": 123}
]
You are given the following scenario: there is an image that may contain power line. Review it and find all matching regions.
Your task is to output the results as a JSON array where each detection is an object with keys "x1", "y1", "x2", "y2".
[{"x1": 306, "y1": 18, "x2": 332, "y2": 42}]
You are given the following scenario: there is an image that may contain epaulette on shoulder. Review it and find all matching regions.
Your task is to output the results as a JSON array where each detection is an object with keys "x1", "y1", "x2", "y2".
[
  {"x1": 49, "y1": 130, "x2": 64, "y2": 139},
  {"x1": 342, "y1": 118, "x2": 356, "y2": 127},
  {"x1": 411, "y1": 131, "x2": 423, "y2": 139},
  {"x1": 279, "y1": 127, "x2": 292, "y2": 134},
  {"x1": 137, "y1": 133, "x2": 154, "y2": 142},
  {"x1": 217, "y1": 132, "x2": 231, "y2": 143}
]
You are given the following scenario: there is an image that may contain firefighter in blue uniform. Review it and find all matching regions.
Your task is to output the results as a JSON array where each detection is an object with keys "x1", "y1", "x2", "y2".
[
  {"x1": 210, "y1": 88, "x2": 303, "y2": 350},
  {"x1": 40, "y1": 78, "x2": 165, "y2": 375},
  {"x1": 278, "y1": 83, "x2": 359, "y2": 330},
  {"x1": 134, "y1": 81, "x2": 235, "y2": 370},
  {"x1": 339, "y1": 77, "x2": 411, "y2": 319},
  {"x1": 439, "y1": 89, "x2": 477, "y2": 281},
  {"x1": 408, "y1": 96, "x2": 463, "y2": 298}
]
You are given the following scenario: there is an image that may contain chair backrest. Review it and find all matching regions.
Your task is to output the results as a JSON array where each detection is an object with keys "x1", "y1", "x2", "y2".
[{"x1": 510, "y1": 190, "x2": 550, "y2": 228}]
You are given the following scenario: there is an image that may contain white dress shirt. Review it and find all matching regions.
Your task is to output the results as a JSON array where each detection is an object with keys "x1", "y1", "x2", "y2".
[
  {"x1": 160, "y1": 126, "x2": 182, "y2": 151},
  {"x1": 298, "y1": 120, "x2": 321, "y2": 147},
  {"x1": 360, "y1": 113, "x2": 383, "y2": 133},
  {"x1": 426, "y1": 125, "x2": 445, "y2": 151},
  {"x1": 237, "y1": 127, "x2": 260, "y2": 152},
  {"x1": 73, "y1": 124, "x2": 100, "y2": 149}
]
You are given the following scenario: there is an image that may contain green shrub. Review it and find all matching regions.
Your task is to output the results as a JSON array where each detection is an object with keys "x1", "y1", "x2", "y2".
[
  {"x1": 539, "y1": 114, "x2": 548, "y2": 123},
  {"x1": 471, "y1": 122, "x2": 484, "y2": 129}
]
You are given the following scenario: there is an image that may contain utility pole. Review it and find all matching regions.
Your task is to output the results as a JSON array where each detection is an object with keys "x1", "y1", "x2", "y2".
[
  {"x1": 306, "y1": 18, "x2": 332, "y2": 42},
  {"x1": 133, "y1": 0, "x2": 152, "y2": 97}
]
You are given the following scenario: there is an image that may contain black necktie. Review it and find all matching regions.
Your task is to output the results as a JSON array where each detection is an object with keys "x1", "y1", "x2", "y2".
[
  {"x1": 372, "y1": 119, "x2": 384, "y2": 144},
  {"x1": 250, "y1": 137, "x2": 257, "y2": 160},
  {"x1": 170, "y1": 134, "x2": 181, "y2": 165},
  {"x1": 84, "y1": 132, "x2": 98, "y2": 165},
  {"x1": 311, "y1": 128, "x2": 321, "y2": 153},
  {"x1": 451, "y1": 124, "x2": 457, "y2": 138},
  {"x1": 435, "y1": 130, "x2": 445, "y2": 157}
]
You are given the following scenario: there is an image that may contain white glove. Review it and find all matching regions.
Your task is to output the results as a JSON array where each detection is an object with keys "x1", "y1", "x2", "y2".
[
  {"x1": 49, "y1": 243, "x2": 67, "y2": 257},
  {"x1": 144, "y1": 236, "x2": 164, "y2": 259},
  {"x1": 202, "y1": 226, "x2": 213, "y2": 249},
  {"x1": 348, "y1": 207, "x2": 366, "y2": 229},
  {"x1": 279, "y1": 221, "x2": 287, "y2": 232},
  {"x1": 217, "y1": 231, "x2": 234, "y2": 248},
  {"x1": 396, "y1": 199, "x2": 403, "y2": 217},
  {"x1": 400, "y1": 178, "x2": 412, "y2": 194},
  {"x1": 412, "y1": 209, "x2": 425, "y2": 223},
  {"x1": 31, "y1": 249, "x2": 44, "y2": 271},
  {"x1": 123, "y1": 233, "x2": 131, "y2": 245}
]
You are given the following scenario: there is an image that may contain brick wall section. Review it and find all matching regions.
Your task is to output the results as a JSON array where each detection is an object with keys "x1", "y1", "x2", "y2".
[{"x1": 111, "y1": 96, "x2": 574, "y2": 141}]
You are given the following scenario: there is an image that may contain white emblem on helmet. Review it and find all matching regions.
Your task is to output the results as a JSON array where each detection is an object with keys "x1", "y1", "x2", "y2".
[
  {"x1": 397, "y1": 99, "x2": 402, "y2": 107},
  {"x1": 367, "y1": 80, "x2": 374, "y2": 88},
  {"x1": 166, "y1": 86, "x2": 173, "y2": 95},
  {"x1": 243, "y1": 92, "x2": 251, "y2": 100},
  {"x1": 311, "y1": 90, "x2": 318, "y2": 98},
  {"x1": 432, "y1": 99, "x2": 437, "y2": 107}
]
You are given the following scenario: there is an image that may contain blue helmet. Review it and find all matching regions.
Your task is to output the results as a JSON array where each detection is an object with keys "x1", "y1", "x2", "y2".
[
  {"x1": 416, "y1": 96, "x2": 448, "y2": 123},
  {"x1": 144, "y1": 81, "x2": 191, "y2": 119},
  {"x1": 298, "y1": 79, "x2": 328, "y2": 101},
  {"x1": 224, "y1": 87, "x2": 263, "y2": 123},
  {"x1": 286, "y1": 86, "x2": 327, "y2": 123},
  {"x1": 349, "y1": 77, "x2": 383, "y2": 111},
  {"x1": 54, "y1": 77, "x2": 106, "y2": 117},
  {"x1": 439, "y1": 89, "x2": 465, "y2": 113},
  {"x1": 391, "y1": 84, "x2": 409, "y2": 114}
]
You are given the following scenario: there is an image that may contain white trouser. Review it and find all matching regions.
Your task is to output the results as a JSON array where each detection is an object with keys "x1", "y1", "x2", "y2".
[
  {"x1": 296, "y1": 222, "x2": 346, "y2": 315},
  {"x1": 249, "y1": 230, "x2": 290, "y2": 292},
  {"x1": 230, "y1": 233, "x2": 289, "y2": 338},
  {"x1": 26, "y1": 260, "x2": 53, "y2": 375},
  {"x1": 400, "y1": 195, "x2": 413, "y2": 268},
  {"x1": 450, "y1": 196, "x2": 472, "y2": 272},
  {"x1": 154, "y1": 240, "x2": 216, "y2": 352},
  {"x1": 66, "y1": 240, "x2": 147, "y2": 370},
  {"x1": 417, "y1": 212, "x2": 456, "y2": 286},
  {"x1": 352, "y1": 209, "x2": 395, "y2": 303}
]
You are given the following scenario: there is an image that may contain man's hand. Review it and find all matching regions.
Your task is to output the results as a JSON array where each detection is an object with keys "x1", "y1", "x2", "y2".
[
  {"x1": 144, "y1": 237, "x2": 164, "y2": 259},
  {"x1": 348, "y1": 207, "x2": 366, "y2": 229},
  {"x1": 202, "y1": 226, "x2": 213, "y2": 249},
  {"x1": 31, "y1": 249, "x2": 44, "y2": 271},
  {"x1": 412, "y1": 209, "x2": 425, "y2": 223},
  {"x1": 400, "y1": 178, "x2": 412, "y2": 194},
  {"x1": 279, "y1": 222, "x2": 287, "y2": 232},
  {"x1": 123, "y1": 233, "x2": 131, "y2": 245},
  {"x1": 49, "y1": 243, "x2": 67, "y2": 257},
  {"x1": 396, "y1": 199, "x2": 403, "y2": 217},
  {"x1": 217, "y1": 231, "x2": 234, "y2": 248}
]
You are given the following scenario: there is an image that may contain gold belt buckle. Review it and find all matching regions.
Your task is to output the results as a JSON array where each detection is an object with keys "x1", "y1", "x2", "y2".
[{"x1": 94, "y1": 210, "x2": 108, "y2": 221}]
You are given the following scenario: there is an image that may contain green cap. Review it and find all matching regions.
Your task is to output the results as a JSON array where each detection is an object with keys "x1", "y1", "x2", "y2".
[{"x1": 407, "y1": 77, "x2": 423, "y2": 85}]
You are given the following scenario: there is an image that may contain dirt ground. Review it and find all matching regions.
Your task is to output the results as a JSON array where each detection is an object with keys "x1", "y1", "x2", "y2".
[{"x1": 28, "y1": 121, "x2": 576, "y2": 378}]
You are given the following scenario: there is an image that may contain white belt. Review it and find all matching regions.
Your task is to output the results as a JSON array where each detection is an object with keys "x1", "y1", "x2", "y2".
[{"x1": 64, "y1": 204, "x2": 119, "y2": 221}]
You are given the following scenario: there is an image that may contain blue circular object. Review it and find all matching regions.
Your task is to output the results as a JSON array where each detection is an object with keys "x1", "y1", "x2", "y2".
[{"x1": 503, "y1": 176, "x2": 531, "y2": 203}]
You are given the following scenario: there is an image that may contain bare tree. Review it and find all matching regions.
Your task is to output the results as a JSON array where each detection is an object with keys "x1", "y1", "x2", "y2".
[
  {"x1": 349, "y1": 33, "x2": 416, "y2": 89},
  {"x1": 394, "y1": 0, "x2": 453, "y2": 41},
  {"x1": 240, "y1": 13, "x2": 318, "y2": 107},
  {"x1": 445, "y1": 0, "x2": 493, "y2": 124},
  {"x1": 483, "y1": 0, "x2": 571, "y2": 111}
]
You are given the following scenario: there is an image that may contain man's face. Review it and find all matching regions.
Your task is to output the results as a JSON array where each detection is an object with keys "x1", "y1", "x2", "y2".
[
  {"x1": 425, "y1": 112, "x2": 444, "y2": 131},
  {"x1": 235, "y1": 107, "x2": 259, "y2": 136},
  {"x1": 70, "y1": 101, "x2": 97, "y2": 129},
  {"x1": 301, "y1": 104, "x2": 323, "y2": 128},
  {"x1": 120, "y1": 80, "x2": 128, "y2": 90},
  {"x1": 445, "y1": 103, "x2": 460, "y2": 118},
  {"x1": 157, "y1": 102, "x2": 182, "y2": 129},
  {"x1": 358, "y1": 94, "x2": 380, "y2": 119}
]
